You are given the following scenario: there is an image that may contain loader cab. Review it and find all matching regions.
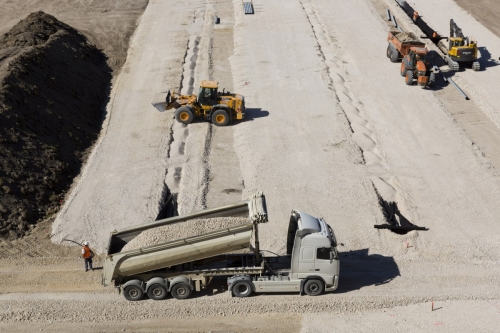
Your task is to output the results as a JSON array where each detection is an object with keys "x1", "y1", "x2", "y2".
[{"x1": 198, "y1": 80, "x2": 218, "y2": 106}]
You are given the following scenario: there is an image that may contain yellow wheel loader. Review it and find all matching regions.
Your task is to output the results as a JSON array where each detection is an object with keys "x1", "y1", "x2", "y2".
[{"x1": 152, "y1": 80, "x2": 245, "y2": 126}]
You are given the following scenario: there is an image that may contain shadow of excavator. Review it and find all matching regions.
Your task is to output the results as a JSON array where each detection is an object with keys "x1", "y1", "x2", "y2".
[{"x1": 374, "y1": 198, "x2": 428, "y2": 234}]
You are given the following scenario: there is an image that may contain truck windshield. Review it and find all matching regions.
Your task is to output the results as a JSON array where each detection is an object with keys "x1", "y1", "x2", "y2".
[{"x1": 327, "y1": 224, "x2": 337, "y2": 247}]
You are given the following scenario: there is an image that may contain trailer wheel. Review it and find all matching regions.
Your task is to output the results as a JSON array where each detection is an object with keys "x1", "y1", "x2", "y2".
[
  {"x1": 212, "y1": 109, "x2": 230, "y2": 126},
  {"x1": 386, "y1": 44, "x2": 392, "y2": 58},
  {"x1": 405, "y1": 71, "x2": 414, "y2": 85},
  {"x1": 232, "y1": 281, "x2": 253, "y2": 298},
  {"x1": 123, "y1": 285, "x2": 144, "y2": 301},
  {"x1": 175, "y1": 106, "x2": 194, "y2": 125},
  {"x1": 304, "y1": 279, "x2": 323, "y2": 296},
  {"x1": 390, "y1": 49, "x2": 399, "y2": 63},
  {"x1": 171, "y1": 283, "x2": 192, "y2": 300},
  {"x1": 147, "y1": 284, "x2": 168, "y2": 300}
]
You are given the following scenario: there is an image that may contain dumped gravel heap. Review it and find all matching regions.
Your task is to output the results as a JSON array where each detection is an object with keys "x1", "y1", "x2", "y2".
[
  {"x1": 0, "y1": 12, "x2": 111, "y2": 238},
  {"x1": 396, "y1": 32, "x2": 418, "y2": 43},
  {"x1": 122, "y1": 217, "x2": 250, "y2": 251}
]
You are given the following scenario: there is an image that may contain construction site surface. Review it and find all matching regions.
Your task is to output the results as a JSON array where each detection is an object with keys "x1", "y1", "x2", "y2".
[{"x1": 1, "y1": 0, "x2": 500, "y2": 332}]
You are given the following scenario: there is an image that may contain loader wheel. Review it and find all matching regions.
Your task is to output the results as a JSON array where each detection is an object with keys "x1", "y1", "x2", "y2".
[
  {"x1": 123, "y1": 285, "x2": 144, "y2": 301},
  {"x1": 171, "y1": 283, "x2": 192, "y2": 300},
  {"x1": 212, "y1": 109, "x2": 230, "y2": 126},
  {"x1": 304, "y1": 279, "x2": 323, "y2": 296},
  {"x1": 390, "y1": 48, "x2": 399, "y2": 63},
  {"x1": 232, "y1": 281, "x2": 253, "y2": 298},
  {"x1": 175, "y1": 106, "x2": 194, "y2": 125},
  {"x1": 386, "y1": 44, "x2": 392, "y2": 58},
  {"x1": 147, "y1": 283, "x2": 168, "y2": 300},
  {"x1": 400, "y1": 62, "x2": 408, "y2": 77},
  {"x1": 405, "y1": 71, "x2": 414, "y2": 85}
]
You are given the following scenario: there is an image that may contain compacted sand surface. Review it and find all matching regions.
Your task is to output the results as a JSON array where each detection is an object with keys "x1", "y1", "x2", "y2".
[{"x1": 1, "y1": 0, "x2": 500, "y2": 331}]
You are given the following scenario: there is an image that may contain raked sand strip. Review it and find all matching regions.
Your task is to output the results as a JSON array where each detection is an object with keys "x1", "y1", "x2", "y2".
[{"x1": 51, "y1": 0, "x2": 192, "y2": 252}]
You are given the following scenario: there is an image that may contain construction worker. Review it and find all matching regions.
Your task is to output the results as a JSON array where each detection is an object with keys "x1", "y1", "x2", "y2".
[{"x1": 82, "y1": 241, "x2": 93, "y2": 272}]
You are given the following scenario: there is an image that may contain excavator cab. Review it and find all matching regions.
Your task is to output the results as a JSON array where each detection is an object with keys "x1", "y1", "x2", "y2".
[{"x1": 197, "y1": 81, "x2": 218, "y2": 106}]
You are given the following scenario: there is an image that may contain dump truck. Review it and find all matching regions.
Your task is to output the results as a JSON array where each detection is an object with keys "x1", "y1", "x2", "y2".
[
  {"x1": 102, "y1": 193, "x2": 341, "y2": 301},
  {"x1": 387, "y1": 31, "x2": 435, "y2": 86},
  {"x1": 151, "y1": 80, "x2": 245, "y2": 126}
]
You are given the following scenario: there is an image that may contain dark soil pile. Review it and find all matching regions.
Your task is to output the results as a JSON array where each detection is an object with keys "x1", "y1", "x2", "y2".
[{"x1": 0, "y1": 12, "x2": 111, "y2": 239}]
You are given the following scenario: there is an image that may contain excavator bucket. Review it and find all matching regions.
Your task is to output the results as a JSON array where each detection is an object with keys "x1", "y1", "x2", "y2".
[{"x1": 151, "y1": 90, "x2": 171, "y2": 112}]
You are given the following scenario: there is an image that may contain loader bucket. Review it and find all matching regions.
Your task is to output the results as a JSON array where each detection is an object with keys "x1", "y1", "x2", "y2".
[{"x1": 151, "y1": 90, "x2": 171, "y2": 112}]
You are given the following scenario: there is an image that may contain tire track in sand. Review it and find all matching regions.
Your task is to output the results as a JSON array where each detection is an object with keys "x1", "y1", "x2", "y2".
[
  {"x1": 301, "y1": 0, "x2": 418, "y2": 230},
  {"x1": 164, "y1": 7, "x2": 215, "y2": 214}
]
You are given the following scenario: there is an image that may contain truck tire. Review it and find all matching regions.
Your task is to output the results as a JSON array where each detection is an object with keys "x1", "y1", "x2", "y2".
[
  {"x1": 400, "y1": 61, "x2": 408, "y2": 77},
  {"x1": 212, "y1": 109, "x2": 230, "y2": 126},
  {"x1": 304, "y1": 279, "x2": 323, "y2": 296},
  {"x1": 232, "y1": 281, "x2": 253, "y2": 298},
  {"x1": 390, "y1": 49, "x2": 399, "y2": 63},
  {"x1": 386, "y1": 44, "x2": 392, "y2": 58},
  {"x1": 147, "y1": 283, "x2": 168, "y2": 300},
  {"x1": 405, "y1": 71, "x2": 414, "y2": 85},
  {"x1": 123, "y1": 285, "x2": 144, "y2": 301},
  {"x1": 175, "y1": 106, "x2": 194, "y2": 125},
  {"x1": 171, "y1": 283, "x2": 192, "y2": 300}
]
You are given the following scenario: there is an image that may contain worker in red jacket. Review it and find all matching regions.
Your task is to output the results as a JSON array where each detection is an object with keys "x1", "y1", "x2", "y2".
[{"x1": 82, "y1": 241, "x2": 94, "y2": 272}]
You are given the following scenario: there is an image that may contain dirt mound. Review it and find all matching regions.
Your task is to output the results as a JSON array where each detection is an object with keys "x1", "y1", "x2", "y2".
[
  {"x1": 396, "y1": 32, "x2": 418, "y2": 43},
  {"x1": 0, "y1": 11, "x2": 78, "y2": 48},
  {"x1": 0, "y1": 11, "x2": 111, "y2": 239},
  {"x1": 122, "y1": 217, "x2": 250, "y2": 251}
]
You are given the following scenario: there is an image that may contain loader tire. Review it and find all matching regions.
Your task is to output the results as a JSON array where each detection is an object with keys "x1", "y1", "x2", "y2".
[
  {"x1": 212, "y1": 109, "x2": 230, "y2": 126},
  {"x1": 232, "y1": 281, "x2": 253, "y2": 298},
  {"x1": 171, "y1": 283, "x2": 192, "y2": 300},
  {"x1": 386, "y1": 44, "x2": 392, "y2": 58},
  {"x1": 400, "y1": 61, "x2": 408, "y2": 77},
  {"x1": 123, "y1": 285, "x2": 144, "y2": 301},
  {"x1": 405, "y1": 71, "x2": 414, "y2": 85},
  {"x1": 175, "y1": 106, "x2": 194, "y2": 125},
  {"x1": 390, "y1": 48, "x2": 399, "y2": 63}
]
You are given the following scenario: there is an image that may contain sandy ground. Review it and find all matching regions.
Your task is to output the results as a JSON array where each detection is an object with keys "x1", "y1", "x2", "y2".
[
  {"x1": 2, "y1": 0, "x2": 500, "y2": 332},
  {"x1": 50, "y1": 0, "x2": 189, "y2": 252}
]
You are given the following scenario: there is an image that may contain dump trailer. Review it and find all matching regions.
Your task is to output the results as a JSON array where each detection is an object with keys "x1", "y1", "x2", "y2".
[
  {"x1": 151, "y1": 80, "x2": 245, "y2": 126},
  {"x1": 102, "y1": 193, "x2": 341, "y2": 301},
  {"x1": 387, "y1": 31, "x2": 435, "y2": 86}
]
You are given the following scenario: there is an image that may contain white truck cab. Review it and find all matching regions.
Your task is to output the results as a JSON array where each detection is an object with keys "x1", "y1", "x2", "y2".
[{"x1": 228, "y1": 209, "x2": 340, "y2": 297}]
